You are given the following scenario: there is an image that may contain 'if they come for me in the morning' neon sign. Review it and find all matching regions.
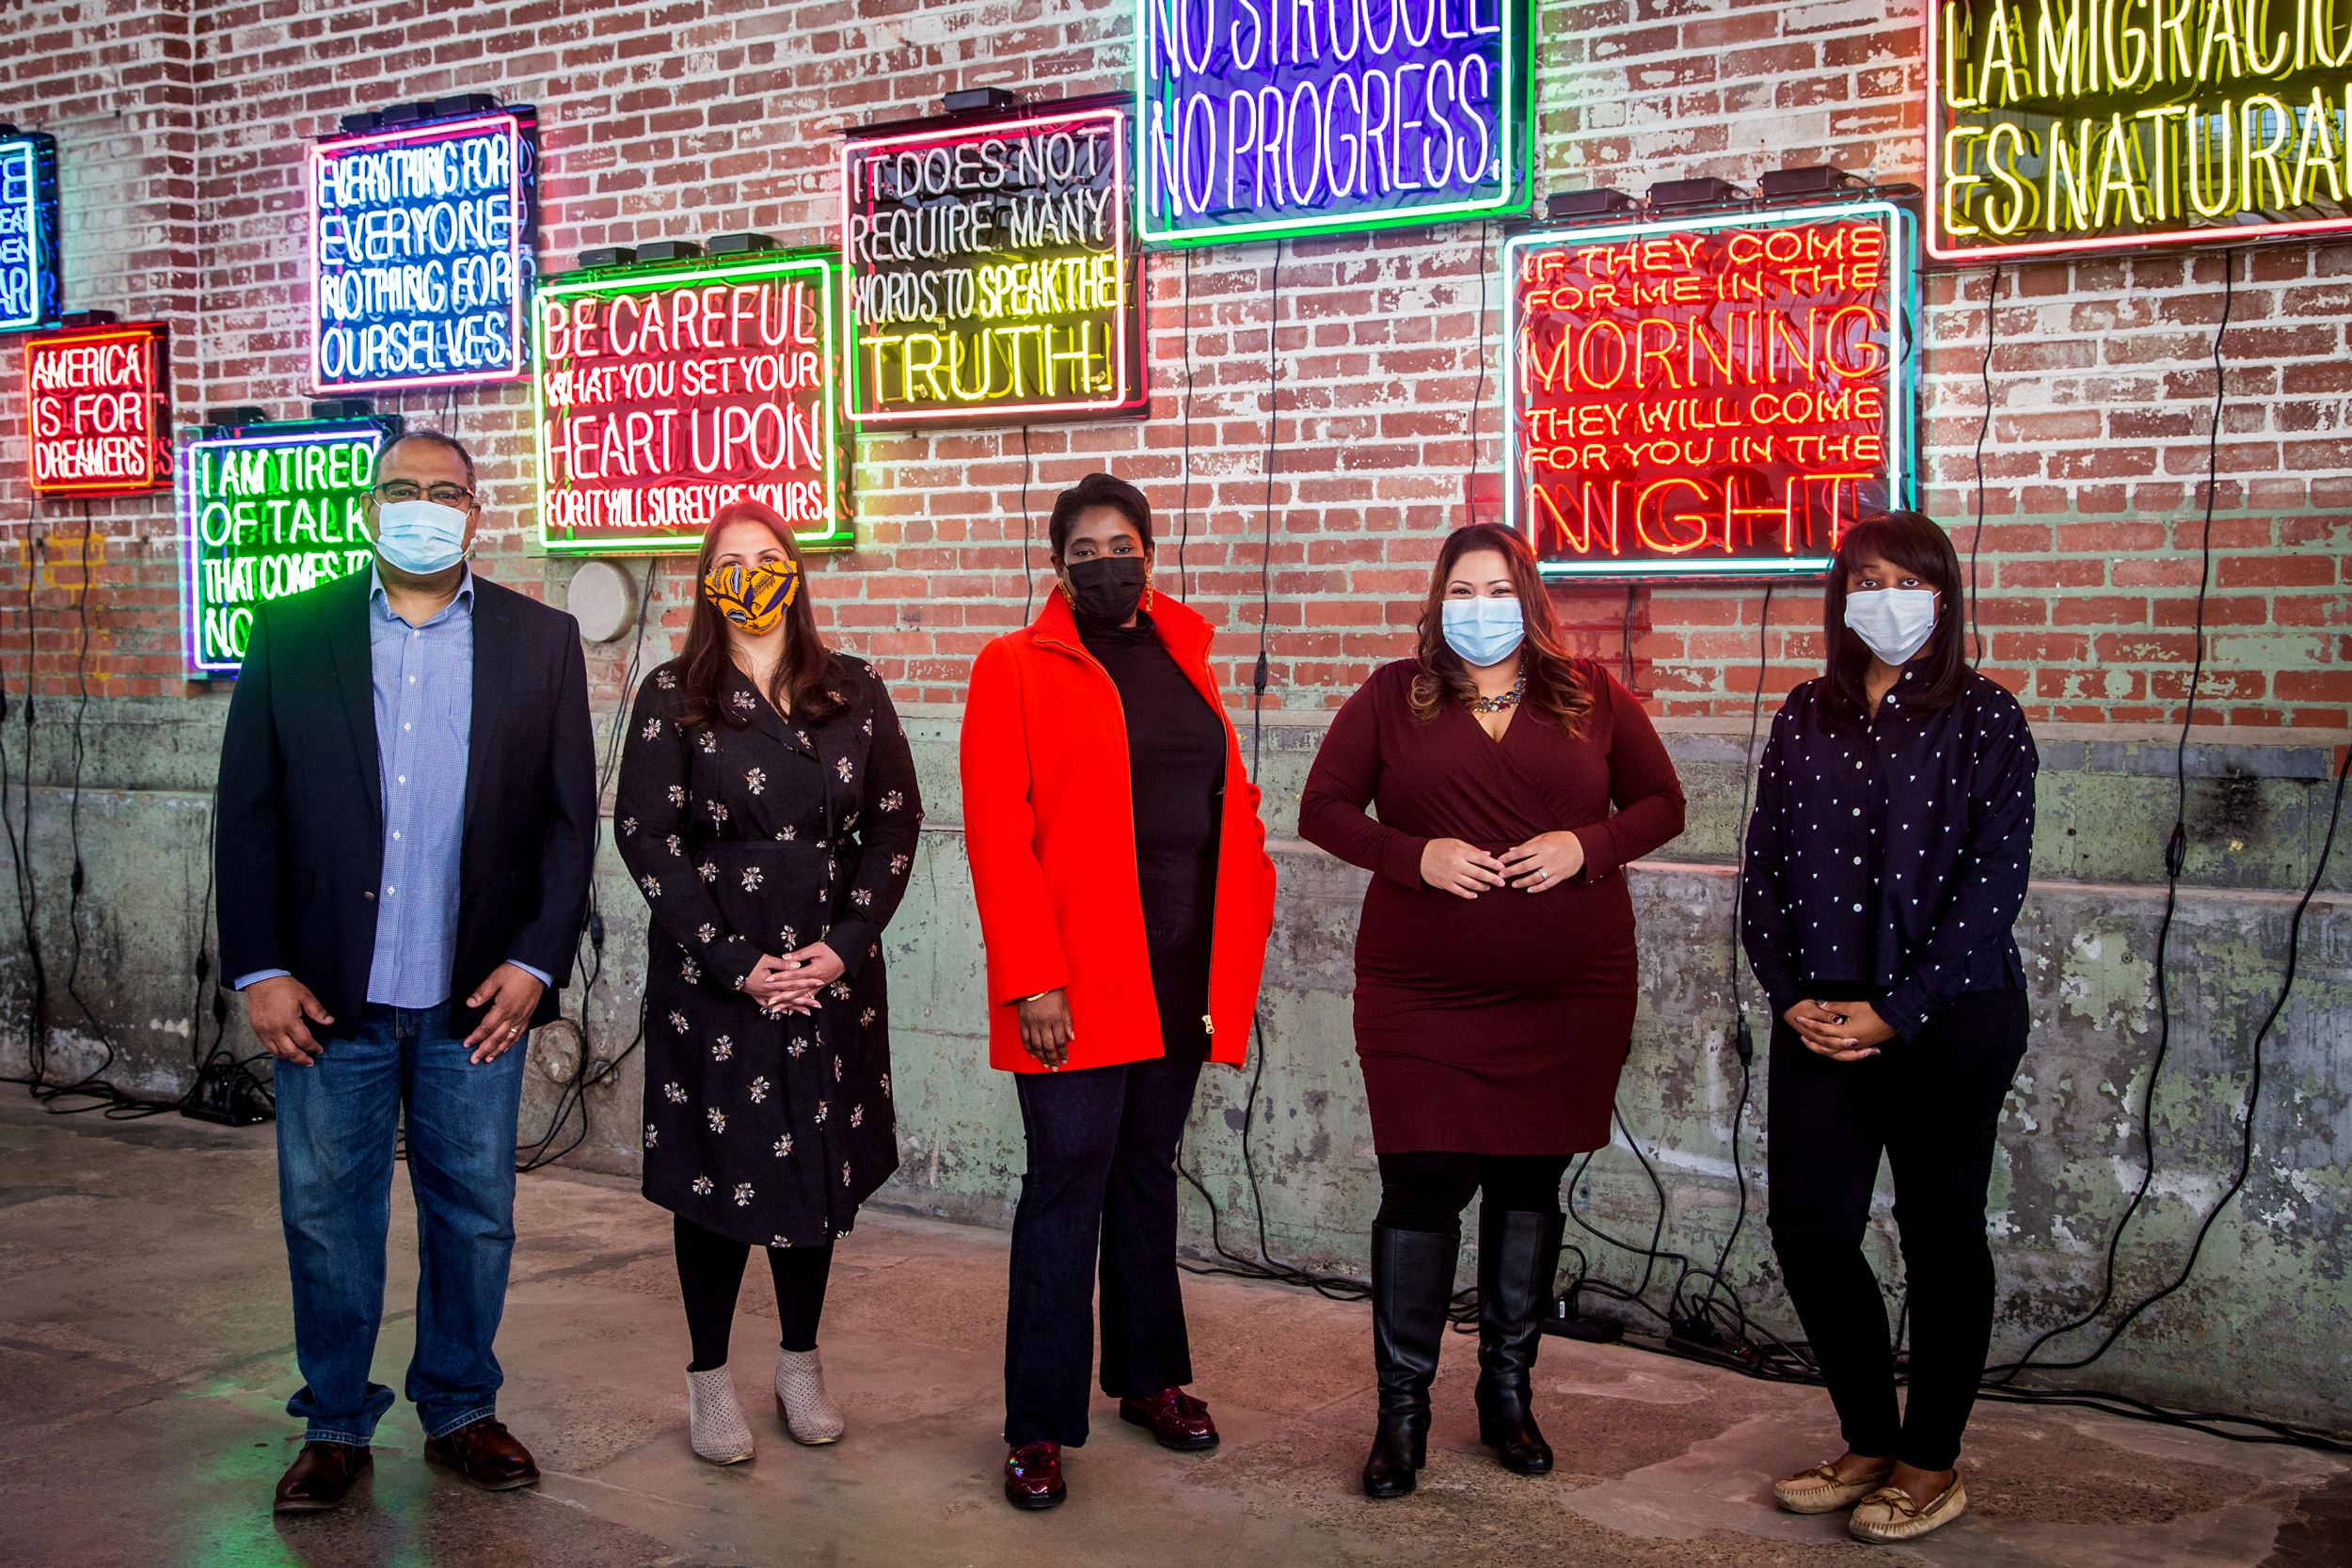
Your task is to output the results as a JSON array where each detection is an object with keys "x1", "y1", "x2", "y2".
[
  {"x1": 310, "y1": 108, "x2": 537, "y2": 392},
  {"x1": 842, "y1": 105, "x2": 1146, "y2": 424},
  {"x1": 533, "y1": 251, "x2": 851, "y2": 555},
  {"x1": 1929, "y1": 0, "x2": 2352, "y2": 258},
  {"x1": 1136, "y1": 0, "x2": 1533, "y2": 244},
  {"x1": 1503, "y1": 201, "x2": 1916, "y2": 582}
]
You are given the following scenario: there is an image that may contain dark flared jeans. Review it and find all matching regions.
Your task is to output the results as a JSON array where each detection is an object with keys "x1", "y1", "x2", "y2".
[{"x1": 1766, "y1": 988, "x2": 2030, "y2": 1472}]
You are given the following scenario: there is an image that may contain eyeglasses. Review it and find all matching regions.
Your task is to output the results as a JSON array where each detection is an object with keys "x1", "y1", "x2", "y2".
[{"x1": 373, "y1": 480, "x2": 475, "y2": 506}]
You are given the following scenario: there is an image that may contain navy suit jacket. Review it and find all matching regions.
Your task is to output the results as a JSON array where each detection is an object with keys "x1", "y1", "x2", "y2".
[{"x1": 215, "y1": 568, "x2": 597, "y2": 1041}]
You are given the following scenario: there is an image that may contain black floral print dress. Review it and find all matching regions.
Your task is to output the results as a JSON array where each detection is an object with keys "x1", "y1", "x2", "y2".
[{"x1": 617, "y1": 654, "x2": 922, "y2": 1248}]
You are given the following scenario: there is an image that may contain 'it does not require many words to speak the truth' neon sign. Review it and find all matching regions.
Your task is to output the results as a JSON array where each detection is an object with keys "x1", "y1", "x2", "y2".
[
  {"x1": 183, "y1": 420, "x2": 397, "y2": 676},
  {"x1": 533, "y1": 251, "x2": 851, "y2": 555},
  {"x1": 842, "y1": 104, "x2": 1147, "y2": 425},
  {"x1": 1136, "y1": 0, "x2": 1534, "y2": 245},
  {"x1": 0, "y1": 130, "x2": 60, "y2": 331},
  {"x1": 1504, "y1": 201, "x2": 1917, "y2": 582},
  {"x1": 24, "y1": 321, "x2": 171, "y2": 497},
  {"x1": 1929, "y1": 0, "x2": 2352, "y2": 258},
  {"x1": 310, "y1": 108, "x2": 537, "y2": 392}
]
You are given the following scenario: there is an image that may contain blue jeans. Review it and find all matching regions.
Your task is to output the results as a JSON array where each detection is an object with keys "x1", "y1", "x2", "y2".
[{"x1": 273, "y1": 1002, "x2": 528, "y2": 1444}]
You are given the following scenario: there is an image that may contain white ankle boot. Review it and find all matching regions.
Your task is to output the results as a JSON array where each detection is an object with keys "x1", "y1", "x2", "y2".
[
  {"x1": 685, "y1": 1367, "x2": 755, "y2": 1465},
  {"x1": 774, "y1": 1348, "x2": 845, "y2": 1445}
]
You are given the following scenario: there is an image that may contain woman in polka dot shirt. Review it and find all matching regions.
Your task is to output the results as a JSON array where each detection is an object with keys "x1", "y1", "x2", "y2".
[{"x1": 1740, "y1": 511, "x2": 2037, "y2": 1544}]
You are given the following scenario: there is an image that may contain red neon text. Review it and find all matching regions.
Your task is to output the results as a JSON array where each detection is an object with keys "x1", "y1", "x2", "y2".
[{"x1": 25, "y1": 325, "x2": 168, "y2": 495}]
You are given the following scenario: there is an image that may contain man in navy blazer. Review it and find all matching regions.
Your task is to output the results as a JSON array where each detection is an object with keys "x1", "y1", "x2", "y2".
[{"x1": 215, "y1": 430, "x2": 596, "y2": 1513}]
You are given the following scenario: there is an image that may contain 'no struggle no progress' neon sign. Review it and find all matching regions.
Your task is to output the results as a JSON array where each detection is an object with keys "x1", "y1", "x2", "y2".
[{"x1": 1136, "y1": 0, "x2": 1534, "y2": 244}]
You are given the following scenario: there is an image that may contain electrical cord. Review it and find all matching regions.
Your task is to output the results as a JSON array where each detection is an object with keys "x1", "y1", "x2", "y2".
[
  {"x1": 1466, "y1": 220, "x2": 1491, "y2": 511},
  {"x1": 1967, "y1": 265, "x2": 1999, "y2": 665},
  {"x1": 1020, "y1": 425, "x2": 1036, "y2": 624},
  {"x1": 1178, "y1": 247, "x2": 1195, "y2": 600}
]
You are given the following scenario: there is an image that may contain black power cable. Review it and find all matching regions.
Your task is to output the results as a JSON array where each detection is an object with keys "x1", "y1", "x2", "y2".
[
  {"x1": 1178, "y1": 247, "x2": 1195, "y2": 600},
  {"x1": 1967, "y1": 265, "x2": 2000, "y2": 665},
  {"x1": 1019, "y1": 425, "x2": 1036, "y2": 624}
]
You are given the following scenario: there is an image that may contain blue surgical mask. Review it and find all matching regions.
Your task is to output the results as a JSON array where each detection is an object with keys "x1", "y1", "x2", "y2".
[
  {"x1": 1842, "y1": 587, "x2": 1938, "y2": 666},
  {"x1": 1441, "y1": 596, "x2": 1525, "y2": 668},
  {"x1": 373, "y1": 499, "x2": 470, "y2": 575}
]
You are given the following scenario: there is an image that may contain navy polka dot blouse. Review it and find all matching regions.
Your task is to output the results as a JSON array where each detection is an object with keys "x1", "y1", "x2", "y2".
[{"x1": 1740, "y1": 664, "x2": 2038, "y2": 1041}]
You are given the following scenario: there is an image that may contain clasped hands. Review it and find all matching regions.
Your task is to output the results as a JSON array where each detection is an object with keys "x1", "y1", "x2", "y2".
[
  {"x1": 1783, "y1": 998, "x2": 1896, "y2": 1061},
  {"x1": 740, "y1": 942, "x2": 844, "y2": 1014},
  {"x1": 1419, "y1": 832, "x2": 1584, "y2": 900}
]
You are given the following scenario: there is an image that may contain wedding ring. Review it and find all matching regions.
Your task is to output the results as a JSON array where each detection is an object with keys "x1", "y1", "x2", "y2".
[{"x1": 1536, "y1": 867, "x2": 1548, "y2": 880}]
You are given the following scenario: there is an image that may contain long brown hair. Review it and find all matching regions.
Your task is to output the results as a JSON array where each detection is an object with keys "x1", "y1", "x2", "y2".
[
  {"x1": 1822, "y1": 510, "x2": 1970, "y2": 727},
  {"x1": 1410, "y1": 523, "x2": 1593, "y2": 735},
  {"x1": 675, "y1": 501, "x2": 850, "y2": 731}
]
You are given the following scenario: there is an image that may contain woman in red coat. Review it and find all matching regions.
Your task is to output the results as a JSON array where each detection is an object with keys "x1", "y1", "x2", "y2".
[
  {"x1": 1298, "y1": 523, "x2": 1685, "y2": 1499},
  {"x1": 961, "y1": 472, "x2": 1278, "y2": 1512}
]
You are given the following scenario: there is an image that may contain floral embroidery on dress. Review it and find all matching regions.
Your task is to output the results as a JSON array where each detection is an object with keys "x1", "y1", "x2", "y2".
[
  {"x1": 748, "y1": 1075, "x2": 770, "y2": 1103},
  {"x1": 780, "y1": 825, "x2": 798, "y2": 840},
  {"x1": 665, "y1": 832, "x2": 684, "y2": 857},
  {"x1": 707, "y1": 1107, "x2": 728, "y2": 1133},
  {"x1": 862, "y1": 717, "x2": 873, "y2": 736},
  {"x1": 880, "y1": 1073, "x2": 891, "y2": 1098},
  {"x1": 829, "y1": 980, "x2": 852, "y2": 1000},
  {"x1": 698, "y1": 861, "x2": 718, "y2": 882},
  {"x1": 842, "y1": 1162, "x2": 852, "y2": 1187},
  {"x1": 835, "y1": 757, "x2": 854, "y2": 783},
  {"x1": 879, "y1": 790, "x2": 904, "y2": 813},
  {"x1": 795, "y1": 729, "x2": 811, "y2": 748},
  {"x1": 788, "y1": 1037, "x2": 810, "y2": 1058},
  {"x1": 664, "y1": 1081, "x2": 688, "y2": 1103},
  {"x1": 740, "y1": 865, "x2": 764, "y2": 892},
  {"x1": 850, "y1": 1104, "x2": 865, "y2": 1128},
  {"x1": 731, "y1": 689, "x2": 755, "y2": 711},
  {"x1": 709, "y1": 801, "x2": 730, "y2": 824},
  {"x1": 771, "y1": 1235, "x2": 791, "y2": 1248},
  {"x1": 814, "y1": 1101, "x2": 830, "y2": 1125},
  {"x1": 833, "y1": 1055, "x2": 844, "y2": 1083},
  {"x1": 641, "y1": 718, "x2": 662, "y2": 740},
  {"x1": 733, "y1": 1182, "x2": 755, "y2": 1207},
  {"x1": 681, "y1": 958, "x2": 701, "y2": 985},
  {"x1": 696, "y1": 922, "x2": 718, "y2": 944},
  {"x1": 779, "y1": 926, "x2": 799, "y2": 949},
  {"x1": 640, "y1": 874, "x2": 661, "y2": 897},
  {"x1": 711, "y1": 1035, "x2": 734, "y2": 1062},
  {"x1": 889, "y1": 853, "x2": 910, "y2": 876},
  {"x1": 745, "y1": 768, "x2": 766, "y2": 795},
  {"x1": 669, "y1": 1010, "x2": 691, "y2": 1034},
  {"x1": 656, "y1": 669, "x2": 676, "y2": 689},
  {"x1": 692, "y1": 1174, "x2": 713, "y2": 1196},
  {"x1": 644, "y1": 1123, "x2": 659, "y2": 1147},
  {"x1": 668, "y1": 784, "x2": 687, "y2": 808},
  {"x1": 851, "y1": 887, "x2": 873, "y2": 908},
  {"x1": 620, "y1": 816, "x2": 639, "y2": 836},
  {"x1": 697, "y1": 729, "x2": 720, "y2": 754},
  {"x1": 773, "y1": 1133, "x2": 794, "y2": 1157},
  {"x1": 860, "y1": 1007, "x2": 877, "y2": 1027}
]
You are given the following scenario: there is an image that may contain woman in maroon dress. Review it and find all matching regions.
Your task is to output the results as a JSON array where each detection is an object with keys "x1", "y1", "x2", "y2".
[{"x1": 1298, "y1": 523, "x2": 1686, "y2": 1499}]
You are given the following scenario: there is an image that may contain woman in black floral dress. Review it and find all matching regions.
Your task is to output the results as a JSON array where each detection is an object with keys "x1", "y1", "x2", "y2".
[{"x1": 616, "y1": 500, "x2": 922, "y2": 1465}]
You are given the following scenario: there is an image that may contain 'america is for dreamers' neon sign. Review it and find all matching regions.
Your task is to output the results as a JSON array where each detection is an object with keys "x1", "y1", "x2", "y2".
[
  {"x1": 24, "y1": 321, "x2": 171, "y2": 497},
  {"x1": 0, "y1": 130, "x2": 59, "y2": 330},
  {"x1": 842, "y1": 105, "x2": 1147, "y2": 424},
  {"x1": 1136, "y1": 0, "x2": 1533, "y2": 245},
  {"x1": 183, "y1": 420, "x2": 395, "y2": 675},
  {"x1": 310, "y1": 109, "x2": 536, "y2": 392},
  {"x1": 533, "y1": 251, "x2": 851, "y2": 555},
  {"x1": 1929, "y1": 0, "x2": 2352, "y2": 258},
  {"x1": 1504, "y1": 202, "x2": 1916, "y2": 582}
]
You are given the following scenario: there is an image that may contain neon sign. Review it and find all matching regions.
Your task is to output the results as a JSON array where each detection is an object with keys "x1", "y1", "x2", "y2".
[
  {"x1": 532, "y1": 251, "x2": 851, "y2": 555},
  {"x1": 1928, "y1": 0, "x2": 2352, "y2": 259},
  {"x1": 1503, "y1": 200, "x2": 1916, "y2": 581},
  {"x1": 24, "y1": 322, "x2": 170, "y2": 497},
  {"x1": 1135, "y1": 0, "x2": 1534, "y2": 245},
  {"x1": 309, "y1": 108, "x2": 535, "y2": 392},
  {"x1": 0, "y1": 131, "x2": 60, "y2": 330},
  {"x1": 842, "y1": 105, "x2": 1146, "y2": 425},
  {"x1": 183, "y1": 420, "x2": 396, "y2": 676}
]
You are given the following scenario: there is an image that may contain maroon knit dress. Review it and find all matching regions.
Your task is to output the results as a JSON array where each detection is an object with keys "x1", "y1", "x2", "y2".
[{"x1": 1297, "y1": 658, "x2": 1687, "y2": 1155}]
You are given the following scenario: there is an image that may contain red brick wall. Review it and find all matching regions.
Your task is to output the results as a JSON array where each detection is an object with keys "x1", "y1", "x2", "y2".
[{"x1": 0, "y1": 0, "x2": 2342, "y2": 728}]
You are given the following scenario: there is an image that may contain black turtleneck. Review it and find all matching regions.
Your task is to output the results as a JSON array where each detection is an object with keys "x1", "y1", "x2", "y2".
[{"x1": 1077, "y1": 611, "x2": 1226, "y2": 950}]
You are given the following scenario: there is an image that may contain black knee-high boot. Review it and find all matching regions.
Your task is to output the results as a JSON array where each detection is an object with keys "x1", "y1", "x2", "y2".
[
  {"x1": 1474, "y1": 1205, "x2": 1565, "y2": 1476},
  {"x1": 1362, "y1": 1224, "x2": 1458, "y2": 1499}
]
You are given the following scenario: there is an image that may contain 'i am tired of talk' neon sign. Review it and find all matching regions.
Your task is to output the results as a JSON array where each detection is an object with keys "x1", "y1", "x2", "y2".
[
  {"x1": 0, "y1": 130, "x2": 60, "y2": 330},
  {"x1": 842, "y1": 104, "x2": 1147, "y2": 425},
  {"x1": 1136, "y1": 0, "x2": 1534, "y2": 245},
  {"x1": 25, "y1": 321, "x2": 171, "y2": 497},
  {"x1": 1503, "y1": 201, "x2": 1917, "y2": 582},
  {"x1": 533, "y1": 251, "x2": 851, "y2": 555},
  {"x1": 310, "y1": 108, "x2": 537, "y2": 391},
  {"x1": 1928, "y1": 0, "x2": 2352, "y2": 259},
  {"x1": 183, "y1": 419, "x2": 398, "y2": 676}
]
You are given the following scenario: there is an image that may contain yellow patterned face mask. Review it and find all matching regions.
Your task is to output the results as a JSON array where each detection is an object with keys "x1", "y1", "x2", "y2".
[{"x1": 702, "y1": 559, "x2": 800, "y2": 634}]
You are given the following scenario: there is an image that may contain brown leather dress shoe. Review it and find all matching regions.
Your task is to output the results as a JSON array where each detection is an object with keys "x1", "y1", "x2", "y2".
[
  {"x1": 1003, "y1": 1441, "x2": 1066, "y2": 1510},
  {"x1": 273, "y1": 1441, "x2": 372, "y2": 1513},
  {"x1": 1118, "y1": 1387, "x2": 1220, "y2": 1451},
  {"x1": 423, "y1": 1417, "x2": 541, "y2": 1491}
]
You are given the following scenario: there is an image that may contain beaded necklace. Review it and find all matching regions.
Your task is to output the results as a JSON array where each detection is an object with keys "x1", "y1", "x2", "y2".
[{"x1": 1467, "y1": 674, "x2": 1527, "y2": 715}]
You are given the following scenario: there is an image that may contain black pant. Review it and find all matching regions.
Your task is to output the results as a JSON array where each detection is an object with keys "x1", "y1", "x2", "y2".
[
  {"x1": 1002, "y1": 945, "x2": 1211, "y2": 1448},
  {"x1": 1766, "y1": 988, "x2": 2029, "y2": 1472},
  {"x1": 1374, "y1": 1152, "x2": 1573, "y2": 1234},
  {"x1": 673, "y1": 1213, "x2": 834, "y2": 1371}
]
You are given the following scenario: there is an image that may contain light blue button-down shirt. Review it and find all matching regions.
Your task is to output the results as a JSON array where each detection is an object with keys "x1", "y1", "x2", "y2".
[{"x1": 233, "y1": 567, "x2": 548, "y2": 1004}]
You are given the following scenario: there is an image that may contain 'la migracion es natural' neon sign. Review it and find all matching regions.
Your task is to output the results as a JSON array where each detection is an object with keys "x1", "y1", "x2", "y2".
[
  {"x1": 1136, "y1": 0, "x2": 1534, "y2": 245},
  {"x1": 1503, "y1": 201, "x2": 1917, "y2": 581},
  {"x1": 532, "y1": 251, "x2": 851, "y2": 555},
  {"x1": 24, "y1": 321, "x2": 172, "y2": 497},
  {"x1": 309, "y1": 108, "x2": 537, "y2": 392},
  {"x1": 841, "y1": 103, "x2": 1147, "y2": 425},
  {"x1": 1928, "y1": 0, "x2": 2352, "y2": 259}
]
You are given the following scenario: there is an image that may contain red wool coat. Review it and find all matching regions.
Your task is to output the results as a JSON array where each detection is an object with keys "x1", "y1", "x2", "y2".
[{"x1": 961, "y1": 591, "x2": 1279, "y2": 1074}]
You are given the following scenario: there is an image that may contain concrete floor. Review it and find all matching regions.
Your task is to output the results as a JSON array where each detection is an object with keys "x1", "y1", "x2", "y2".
[{"x1": 2, "y1": 1099, "x2": 2345, "y2": 1568}]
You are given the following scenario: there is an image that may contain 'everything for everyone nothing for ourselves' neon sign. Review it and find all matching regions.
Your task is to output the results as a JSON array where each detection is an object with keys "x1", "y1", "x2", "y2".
[
  {"x1": 532, "y1": 251, "x2": 851, "y2": 554},
  {"x1": 310, "y1": 109, "x2": 536, "y2": 391},
  {"x1": 842, "y1": 105, "x2": 1147, "y2": 424},
  {"x1": 1928, "y1": 0, "x2": 2352, "y2": 259},
  {"x1": 1136, "y1": 0, "x2": 1534, "y2": 245},
  {"x1": 0, "y1": 130, "x2": 60, "y2": 330},
  {"x1": 1503, "y1": 201, "x2": 1916, "y2": 581},
  {"x1": 183, "y1": 420, "x2": 397, "y2": 675},
  {"x1": 24, "y1": 321, "x2": 171, "y2": 497}
]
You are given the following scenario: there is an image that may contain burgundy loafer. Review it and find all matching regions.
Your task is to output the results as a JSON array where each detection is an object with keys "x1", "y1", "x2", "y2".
[
  {"x1": 1119, "y1": 1387, "x2": 1219, "y2": 1451},
  {"x1": 1004, "y1": 1441, "x2": 1067, "y2": 1510},
  {"x1": 424, "y1": 1417, "x2": 541, "y2": 1492},
  {"x1": 272, "y1": 1440, "x2": 372, "y2": 1513}
]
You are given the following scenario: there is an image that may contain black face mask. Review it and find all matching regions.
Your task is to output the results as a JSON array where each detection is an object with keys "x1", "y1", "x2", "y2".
[{"x1": 1062, "y1": 555, "x2": 1147, "y2": 631}]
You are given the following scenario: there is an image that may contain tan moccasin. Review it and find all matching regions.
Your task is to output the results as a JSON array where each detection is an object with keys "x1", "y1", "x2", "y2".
[
  {"x1": 1773, "y1": 1459, "x2": 1896, "y2": 1514},
  {"x1": 1849, "y1": 1472, "x2": 1967, "y2": 1542}
]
